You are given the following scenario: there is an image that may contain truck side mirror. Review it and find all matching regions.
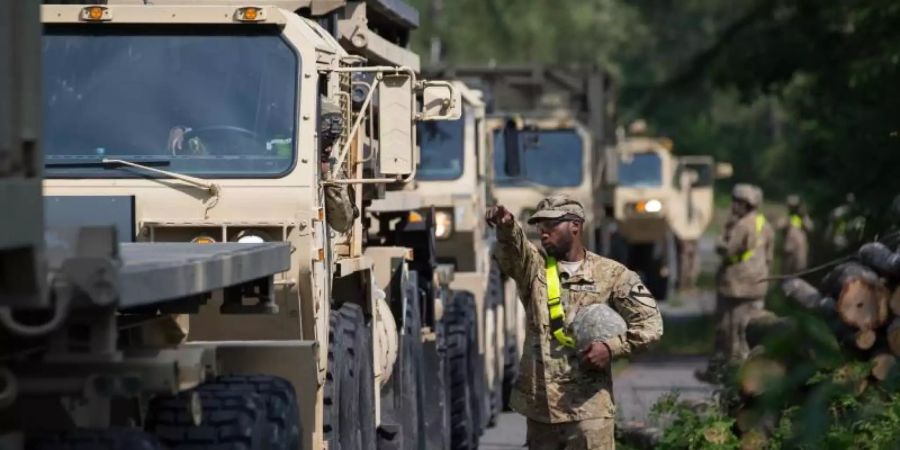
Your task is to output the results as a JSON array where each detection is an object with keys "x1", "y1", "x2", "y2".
[
  {"x1": 715, "y1": 162, "x2": 733, "y2": 179},
  {"x1": 378, "y1": 74, "x2": 414, "y2": 176},
  {"x1": 503, "y1": 119, "x2": 523, "y2": 177},
  {"x1": 420, "y1": 81, "x2": 461, "y2": 121}
]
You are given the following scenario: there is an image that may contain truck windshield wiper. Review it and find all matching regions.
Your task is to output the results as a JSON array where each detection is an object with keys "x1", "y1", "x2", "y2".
[
  {"x1": 100, "y1": 158, "x2": 220, "y2": 196},
  {"x1": 46, "y1": 158, "x2": 220, "y2": 196}
]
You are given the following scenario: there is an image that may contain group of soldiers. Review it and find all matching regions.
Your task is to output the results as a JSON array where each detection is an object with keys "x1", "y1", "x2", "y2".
[{"x1": 700, "y1": 184, "x2": 813, "y2": 380}]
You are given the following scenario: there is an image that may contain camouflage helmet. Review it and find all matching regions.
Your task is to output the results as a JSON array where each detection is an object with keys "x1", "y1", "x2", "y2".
[
  {"x1": 570, "y1": 303, "x2": 627, "y2": 348},
  {"x1": 786, "y1": 194, "x2": 801, "y2": 208},
  {"x1": 527, "y1": 194, "x2": 586, "y2": 224},
  {"x1": 732, "y1": 183, "x2": 761, "y2": 207}
]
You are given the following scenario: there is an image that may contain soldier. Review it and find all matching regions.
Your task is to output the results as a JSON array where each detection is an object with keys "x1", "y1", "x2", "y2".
[
  {"x1": 700, "y1": 184, "x2": 771, "y2": 379},
  {"x1": 779, "y1": 194, "x2": 813, "y2": 274},
  {"x1": 486, "y1": 195, "x2": 663, "y2": 450},
  {"x1": 319, "y1": 102, "x2": 357, "y2": 232}
]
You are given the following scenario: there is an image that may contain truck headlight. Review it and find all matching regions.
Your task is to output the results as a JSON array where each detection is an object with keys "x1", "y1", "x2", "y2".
[
  {"x1": 235, "y1": 229, "x2": 270, "y2": 243},
  {"x1": 627, "y1": 199, "x2": 664, "y2": 214},
  {"x1": 644, "y1": 199, "x2": 663, "y2": 213},
  {"x1": 435, "y1": 210, "x2": 454, "y2": 239}
]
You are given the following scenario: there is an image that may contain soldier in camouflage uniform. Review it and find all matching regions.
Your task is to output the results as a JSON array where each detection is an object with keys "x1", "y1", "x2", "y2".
[
  {"x1": 319, "y1": 102, "x2": 356, "y2": 232},
  {"x1": 486, "y1": 195, "x2": 663, "y2": 450},
  {"x1": 779, "y1": 194, "x2": 813, "y2": 274},
  {"x1": 701, "y1": 184, "x2": 772, "y2": 379}
]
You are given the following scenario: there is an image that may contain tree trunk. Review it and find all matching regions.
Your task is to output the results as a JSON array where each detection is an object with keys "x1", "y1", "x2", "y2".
[
  {"x1": 822, "y1": 262, "x2": 881, "y2": 298},
  {"x1": 745, "y1": 312, "x2": 794, "y2": 349},
  {"x1": 835, "y1": 278, "x2": 889, "y2": 330},
  {"x1": 858, "y1": 242, "x2": 900, "y2": 279},
  {"x1": 871, "y1": 353, "x2": 896, "y2": 381},
  {"x1": 890, "y1": 286, "x2": 900, "y2": 317},
  {"x1": 887, "y1": 317, "x2": 900, "y2": 356},
  {"x1": 781, "y1": 278, "x2": 831, "y2": 312}
]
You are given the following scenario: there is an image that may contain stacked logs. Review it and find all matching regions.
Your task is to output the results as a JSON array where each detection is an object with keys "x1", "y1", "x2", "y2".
[{"x1": 738, "y1": 241, "x2": 900, "y2": 447}]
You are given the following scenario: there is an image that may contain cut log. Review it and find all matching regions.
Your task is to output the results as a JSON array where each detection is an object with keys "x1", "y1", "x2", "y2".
[
  {"x1": 745, "y1": 312, "x2": 795, "y2": 349},
  {"x1": 836, "y1": 278, "x2": 889, "y2": 330},
  {"x1": 858, "y1": 242, "x2": 900, "y2": 279},
  {"x1": 822, "y1": 262, "x2": 881, "y2": 299},
  {"x1": 887, "y1": 317, "x2": 900, "y2": 356},
  {"x1": 871, "y1": 353, "x2": 896, "y2": 381},
  {"x1": 739, "y1": 354, "x2": 786, "y2": 396},
  {"x1": 890, "y1": 287, "x2": 900, "y2": 317},
  {"x1": 850, "y1": 328, "x2": 877, "y2": 351},
  {"x1": 833, "y1": 363, "x2": 869, "y2": 396},
  {"x1": 781, "y1": 278, "x2": 830, "y2": 312}
]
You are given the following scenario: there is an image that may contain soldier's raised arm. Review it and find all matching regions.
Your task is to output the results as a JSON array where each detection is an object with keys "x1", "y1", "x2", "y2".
[
  {"x1": 604, "y1": 270, "x2": 664, "y2": 358},
  {"x1": 487, "y1": 205, "x2": 541, "y2": 296}
]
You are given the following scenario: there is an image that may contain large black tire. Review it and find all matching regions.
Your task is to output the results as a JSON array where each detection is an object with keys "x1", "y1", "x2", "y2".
[
  {"x1": 28, "y1": 429, "x2": 162, "y2": 450},
  {"x1": 145, "y1": 384, "x2": 267, "y2": 449},
  {"x1": 324, "y1": 309, "x2": 344, "y2": 450},
  {"x1": 445, "y1": 329, "x2": 473, "y2": 450},
  {"x1": 337, "y1": 303, "x2": 377, "y2": 450},
  {"x1": 444, "y1": 291, "x2": 478, "y2": 450},
  {"x1": 201, "y1": 375, "x2": 300, "y2": 450},
  {"x1": 379, "y1": 271, "x2": 426, "y2": 450}
]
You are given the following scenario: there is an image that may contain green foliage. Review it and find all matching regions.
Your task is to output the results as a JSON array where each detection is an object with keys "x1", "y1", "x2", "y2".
[{"x1": 649, "y1": 394, "x2": 740, "y2": 450}]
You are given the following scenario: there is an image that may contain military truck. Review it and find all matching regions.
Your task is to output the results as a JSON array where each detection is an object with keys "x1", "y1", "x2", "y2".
[
  {"x1": 29, "y1": 1, "x2": 482, "y2": 449},
  {"x1": 607, "y1": 127, "x2": 732, "y2": 298},
  {"x1": 413, "y1": 81, "x2": 513, "y2": 437}
]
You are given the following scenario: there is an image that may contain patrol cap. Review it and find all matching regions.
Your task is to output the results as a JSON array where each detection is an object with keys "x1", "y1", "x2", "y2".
[
  {"x1": 527, "y1": 195, "x2": 586, "y2": 224},
  {"x1": 732, "y1": 183, "x2": 761, "y2": 207}
]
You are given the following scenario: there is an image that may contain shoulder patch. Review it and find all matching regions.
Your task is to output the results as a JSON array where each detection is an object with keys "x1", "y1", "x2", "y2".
[{"x1": 619, "y1": 271, "x2": 657, "y2": 308}]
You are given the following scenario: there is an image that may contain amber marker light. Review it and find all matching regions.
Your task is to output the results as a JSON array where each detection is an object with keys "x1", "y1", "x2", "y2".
[
  {"x1": 81, "y1": 6, "x2": 110, "y2": 22},
  {"x1": 236, "y1": 7, "x2": 265, "y2": 22},
  {"x1": 191, "y1": 236, "x2": 217, "y2": 244}
]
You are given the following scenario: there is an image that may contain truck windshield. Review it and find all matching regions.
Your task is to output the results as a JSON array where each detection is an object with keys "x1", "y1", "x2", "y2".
[
  {"x1": 618, "y1": 152, "x2": 663, "y2": 187},
  {"x1": 416, "y1": 114, "x2": 464, "y2": 181},
  {"x1": 494, "y1": 129, "x2": 583, "y2": 187},
  {"x1": 42, "y1": 26, "x2": 299, "y2": 178}
]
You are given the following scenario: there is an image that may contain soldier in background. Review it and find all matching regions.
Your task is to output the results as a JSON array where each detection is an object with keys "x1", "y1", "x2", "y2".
[
  {"x1": 699, "y1": 184, "x2": 771, "y2": 380},
  {"x1": 486, "y1": 195, "x2": 663, "y2": 449},
  {"x1": 319, "y1": 102, "x2": 357, "y2": 232},
  {"x1": 779, "y1": 194, "x2": 813, "y2": 274}
]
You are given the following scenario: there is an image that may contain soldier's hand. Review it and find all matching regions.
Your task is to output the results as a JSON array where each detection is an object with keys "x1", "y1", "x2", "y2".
[
  {"x1": 485, "y1": 205, "x2": 513, "y2": 227},
  {"x1": 581, "y1": 341, "x2": 612, "y2": 370}
]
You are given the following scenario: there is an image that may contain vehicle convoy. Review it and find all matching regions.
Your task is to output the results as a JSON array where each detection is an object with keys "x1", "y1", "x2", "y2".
[
  {"x1": 607, "y1": 124, "x2": 733, "y2": 298},
  {"x1": 0, "y1": 1, "x2": 518, "y2": 449},
  {"x1": 429, "y1": 65, "x2": 730, "y2": 301}
]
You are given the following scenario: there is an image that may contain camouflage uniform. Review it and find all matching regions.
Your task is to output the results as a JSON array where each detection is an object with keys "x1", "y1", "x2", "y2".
[
  {"x1": 779, "y1": 195, "x2": 812, "y2": 274},
  {"x1": 324, "y1": 183, "x2": 355, "y2": 233},
  {"x1": 495, "y1": 196, "x2": 663, "y2": 449},
  {"x1": 319, "y1": 102, "x2": 356, "y2": 233},
  {"x1": 713, "y1": 185, "x2": 771, "y2": 364}
]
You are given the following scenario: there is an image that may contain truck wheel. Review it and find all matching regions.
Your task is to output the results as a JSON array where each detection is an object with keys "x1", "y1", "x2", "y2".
[
  {"x1": 337, "y1": 302, "x2": 377, "y2": 450},
  {"x1": 145, "y1": 384, "x2": 267, "y2": 449},
  {"x1": 201, "y1": 375, "x2": 300, "y2": 450},
  {"x1": 446, "y1": 328, "x2": 473, "y2": 450},
  {"x1": 445, "y1": 292, "x2": 478, "y2": 449},
  {"x1": 28, "y1": 429, "x2": 162, "y2": 450},
  {"x1": 324, "y1": 308, "x2": 344, "y2": 449}
]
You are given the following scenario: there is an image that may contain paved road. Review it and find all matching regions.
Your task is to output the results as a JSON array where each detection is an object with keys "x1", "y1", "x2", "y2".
[{"x1": 478, "y1": 355, "x2": 714, "y2": 448}]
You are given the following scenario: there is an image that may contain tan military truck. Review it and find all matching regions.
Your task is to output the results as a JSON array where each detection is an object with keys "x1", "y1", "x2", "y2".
[
  {"x1": 33, "y1": 1, "x2": 470, "y2": 449},
  {"x1": 413, "y1": 81, "x2": 515, "y2": 438},
  {"x1": 607, "y1": 131, "x2": 732, "y2": 298}
]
